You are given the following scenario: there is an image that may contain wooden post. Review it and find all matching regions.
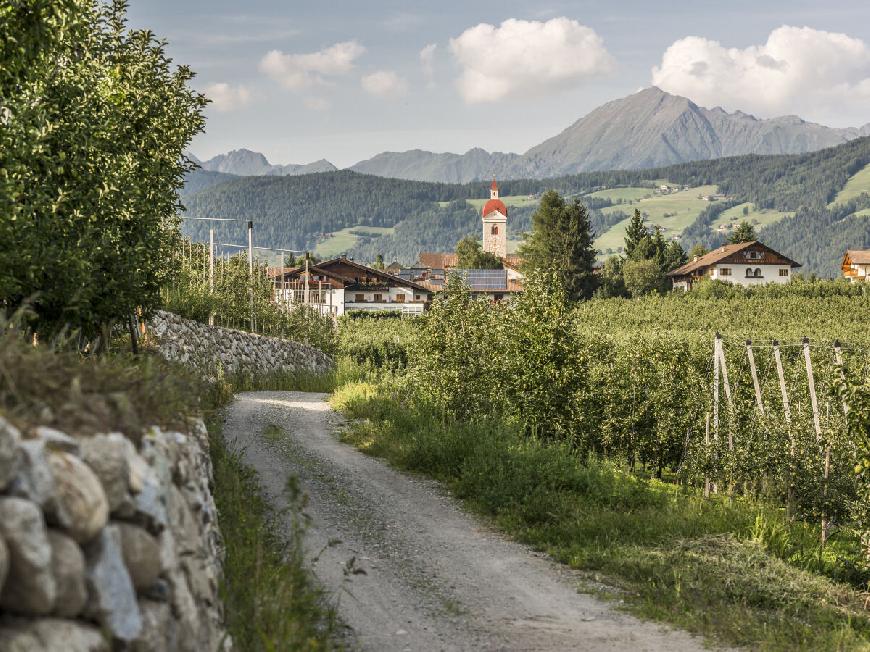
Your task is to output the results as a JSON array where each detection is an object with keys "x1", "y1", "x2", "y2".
[
  {"x1": 208, "y1": 227, "x2": 215, "y2": 327},
  {"x1": 773, "y1": 340, "x2": 791, "y2": 423},
  {"x1": 746, "y1": 339, "x2": 765, "y2": 415},
  {"x1": 803, "y1": 337, "x2": 822, "y2": 440},
  {"x1": 717, "y1": 337, "x2": 734, "y2": 451},
  {"x1": 704, "y1": 412, "x2": 711, "y2": 498},
  {"x1": 713, "y1": 334, "x2": 720, "y2": 440},
  {"x1": 247, "y1": 221, "x2": 255, "y2": 332},
  {"x1": 773, "y1": 340, "x2": 795, "y2": 515}
]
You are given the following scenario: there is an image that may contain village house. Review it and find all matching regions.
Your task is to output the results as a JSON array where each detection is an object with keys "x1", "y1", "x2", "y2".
[
  {"x1": 667, "y1": 241, "x2": 801, "y2": 291},
  {"x1": 415, "y1": 180, "x2": 525, "y2": 300},
  {"x1": 270, "y1": 257, "x2": 432, "y2": 316},
  {"x1": 841, "y1": 249, "x2": 870, "y2": 282}
]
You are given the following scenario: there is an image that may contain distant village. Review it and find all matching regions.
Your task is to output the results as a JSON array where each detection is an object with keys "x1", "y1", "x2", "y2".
[{"x1": 269, "y1": 181, "x2": 870, "y2": 317}]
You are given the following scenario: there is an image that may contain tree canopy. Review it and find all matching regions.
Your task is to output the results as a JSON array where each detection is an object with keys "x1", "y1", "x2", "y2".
[
  {"x1": 0, "y1": 0, "x2": 206, "y2": 336},
  {"x1": 519, "y1": 191, "x2": 599, "y2": 301},
  {"x1": 455, "y1": 237, "x2": 503, "y2": 269}
]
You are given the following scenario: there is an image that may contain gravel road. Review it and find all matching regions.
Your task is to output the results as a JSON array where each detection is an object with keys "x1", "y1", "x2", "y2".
[{"x1": 222, "y1": 391, "x2": 712, "y2": 652}]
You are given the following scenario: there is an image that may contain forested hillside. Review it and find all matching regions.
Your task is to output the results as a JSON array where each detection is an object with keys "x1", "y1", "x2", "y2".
[{"x1": 181, "y1": 137, "x2": 870, "y2": 275}]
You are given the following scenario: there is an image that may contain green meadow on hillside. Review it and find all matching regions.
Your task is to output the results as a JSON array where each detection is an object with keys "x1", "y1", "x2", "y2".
[
  {"x1": 709, "y1": 202, "x2": 793, "y2": 233},
  {"x1": 594, "y1": 184, "x2": 719, "y2": 253},
  {"x1": 830, "y1": 162, "x2": 870, "y2": 207},
  {"x1": 466, "y1": 194, "x2": 540, "y2": 210},
  {"x1": 315, "y1": 225, "x2": 395, "y2": 258},
  {"x1": 587, "y1": 186, "x2": 655, "y2": 202}
]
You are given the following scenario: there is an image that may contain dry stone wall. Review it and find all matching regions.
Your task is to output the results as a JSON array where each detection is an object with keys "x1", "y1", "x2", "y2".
[
  {"x1": 0, "y1": 416, "x2": 227, "y2": 651},
  {"x1": 148, "y1": 311, "x2": 333, "y2": 376}
]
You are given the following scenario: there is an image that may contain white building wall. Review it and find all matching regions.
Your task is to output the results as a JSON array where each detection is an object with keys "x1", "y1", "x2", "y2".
[
  {"x1": 711, "y1": 263, "x2": 792, "y2": 286},
  {"x1": 482, "y1": 211, "x2": 507, "y2": 258}
]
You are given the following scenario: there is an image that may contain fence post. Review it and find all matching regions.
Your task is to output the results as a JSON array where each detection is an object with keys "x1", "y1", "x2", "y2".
[
  {"x1": 746, "y1": 339, "x2": 765, "y2": 415},
  {"x1": 713, "y1": 334, "x2": 720, "y2": 441},
  {"x1": 717, "y1": 337, "x2": 734, "y2": 452},
  {"x1": 803, "y1": 337, "x2": 822, "y2": 440}
]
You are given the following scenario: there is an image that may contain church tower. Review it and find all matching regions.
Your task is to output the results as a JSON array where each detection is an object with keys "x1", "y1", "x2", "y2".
[{"x1": 481, "y1": 179, "x2": 507, "y2": 258}]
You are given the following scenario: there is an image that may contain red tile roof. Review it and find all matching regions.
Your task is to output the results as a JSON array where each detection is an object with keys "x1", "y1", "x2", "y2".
[{"x1": 482, "y1": 198, "x2": 507, "y2": 218}]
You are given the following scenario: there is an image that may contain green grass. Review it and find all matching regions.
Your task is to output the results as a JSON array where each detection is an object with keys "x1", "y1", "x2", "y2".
[
  {"x1": 831, "y1": 163, "x2": 870, "y2": 207},
  {"x1": 587, "y1": 186, "x2": 654, "y2": 202},
  {"x1": 208, "y1": 416, "x2": 341, "y2": 651},
  {"x1": 314, "y1": 226, "x2": 395, "y2": 258},
  {"x1": 466, "y1": 194, "x2": 539, "y2": 210},
  {"x1": 331, "y1": 381, "x2": 870, "y2": 651},
  {"x1": 595, "y1": 185, "x2": 719, "y2": 254},
  {"x1": 853, "y1": 208, "x2": 870, "y2": 218},
  {"x1": 710, "y1": 202, "x2": 793, "y2": 233}
]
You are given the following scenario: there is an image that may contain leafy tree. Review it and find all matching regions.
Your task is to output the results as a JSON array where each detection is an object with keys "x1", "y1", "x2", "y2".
[
  {"x1": 664, "y1": 241, "x2": 688, "y2": 272},
  {"x1": 519, "y1": 191, "x2": 599, "y2": 301},
  {"x1": 0, "y1": 0, "x2": 206, "y2": 338},
  {"x1": 623, "y1": 258, "x2": 663, "y2": 297},
  {"x1": 623, "y1": 209, "x2": 648, "y2": 259},
  {"x1": 373, "y1": 254, "x2": 385, "y2": 270},
  {"x1": 455, "y1": 236, "x2": 502, "y2": 269},
  {"x1": 688, "y1": 243, "x2": 709, "y2": 260},
  {"x1": 729, "y1": 220, "x2": 758, "y2": 244},
  {"x1": 595, "y1": 256, "x2": 628, "y2": 298}
]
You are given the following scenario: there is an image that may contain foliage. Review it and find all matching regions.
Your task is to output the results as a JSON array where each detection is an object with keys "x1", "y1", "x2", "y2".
[
  {"x1": 622, "y1": 258, "x2": 663, "y2": 297},
  {"x1": 519, "y1": 191, "x2": 599, "y2": 300},
  {"x1": 455, "y1": 236, "x2": 502, "y2": 269},
  {"x1": 729, "y1": 220, "x2": 758, "y2": 244},
  {"x1": 333, "y1": 382, "x2": 870, "y2": 651},
  {"x1": 161, "y1": 242, "x2": 337, "y2": 355},
  {"x1": 0, "y1": 0, "x2": 206, "y2": 337}
]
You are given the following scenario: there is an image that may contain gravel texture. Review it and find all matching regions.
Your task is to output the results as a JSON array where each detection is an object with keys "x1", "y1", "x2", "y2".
[{"x1": 223, "y1": 391, "x2": 713, "y2": 652}]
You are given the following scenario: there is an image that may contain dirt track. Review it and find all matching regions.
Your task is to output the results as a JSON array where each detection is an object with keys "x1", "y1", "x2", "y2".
[{"x1": 222, "y1": 391, "x2": 712, "y2": 651}]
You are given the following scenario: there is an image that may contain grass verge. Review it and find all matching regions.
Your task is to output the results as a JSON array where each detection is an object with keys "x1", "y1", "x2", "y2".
[
  {"x1": 331, "y1": 381, "x2": 870, "y2": 651},
  {"x1": 207, "y1": 412, "x2": 341, "y2": 651}
]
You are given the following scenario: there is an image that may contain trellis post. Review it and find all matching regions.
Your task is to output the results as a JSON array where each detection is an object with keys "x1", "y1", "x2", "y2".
[{"x1": 746, "y1": 339, "x2": 765, "y2": 415}]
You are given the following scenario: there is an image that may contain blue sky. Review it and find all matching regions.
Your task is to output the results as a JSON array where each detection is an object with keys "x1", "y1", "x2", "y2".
[{"x1": 127, "y1": 0, "x2": 870, "y2": 167}]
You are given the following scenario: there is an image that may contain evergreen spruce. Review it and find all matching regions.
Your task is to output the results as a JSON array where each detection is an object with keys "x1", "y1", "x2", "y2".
[{"x1": 519, "y1": 190, "x2": 599, "y2": 301}]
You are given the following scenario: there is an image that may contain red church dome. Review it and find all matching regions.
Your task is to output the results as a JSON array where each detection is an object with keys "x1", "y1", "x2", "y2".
[{"x1": 481, "y1": 198, "x2": 507, "y2": 218}]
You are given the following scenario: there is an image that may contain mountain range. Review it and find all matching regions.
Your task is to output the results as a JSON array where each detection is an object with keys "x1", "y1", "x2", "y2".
[
  {"x1": 192, "y1": 87, "x2": 870, "y2": 184},
  {"x1": 190, "y1": 149, "x2": 337, "y2": 177}
]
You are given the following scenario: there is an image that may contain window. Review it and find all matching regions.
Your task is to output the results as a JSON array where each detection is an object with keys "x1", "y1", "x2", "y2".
[
  {"x1": 779, "y1": 268, "x2": 789, "y2": 277},
  {"x1": 395, "y1": 294, "x2": 405, "y2": 303},
  {"x1": 414, "y1": 294, "x2": 421, "y2": 301},
  {"x1": 745, "y1": 268, "x2": 753, "y2": 277},
  {"x1": 491, "y1": 225, "x2": 499, "y2": 235},
  {"x1": 354, "y1": 294, "x2": 364, "y2": 302},
  {"x1": 719, "y1": 268, "x2": 732, "y2": 276},
  {"x1": 754, "y1": 268, "x2": 762, "y2": 278},
  {"x1": 373, "y1": 293, "x2": 383, "y2": 302}
]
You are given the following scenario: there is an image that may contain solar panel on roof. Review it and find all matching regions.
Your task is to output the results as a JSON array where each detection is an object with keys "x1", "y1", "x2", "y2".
[{"x1": 448, "y1": 269, "x2": 508, "y2": 291}]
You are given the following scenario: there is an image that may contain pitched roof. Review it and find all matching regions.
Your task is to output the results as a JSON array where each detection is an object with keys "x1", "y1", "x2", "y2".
[
  {"x1": 667, "y1": 241, "x2": 801, "y2": 277},
  {"x1": 418, "y1": 252, "x2": 458, "y2": 269},
  {"x1": 277, "y1": 257, "x2": 432, "y2": 293},
  {"x1": 845, "y1": 249, "x2": 870, "y2": 265}
]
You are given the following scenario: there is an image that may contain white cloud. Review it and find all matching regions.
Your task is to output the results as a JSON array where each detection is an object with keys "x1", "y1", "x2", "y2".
[
  {"x1": 361, "y1": 70, "x2": 407, "y2": 98},
  {"x1": 204, "y1": 83, "x2": 251, "y2": 112},
  {"x1": 651, "y1": 26, "x2": 870, "y2": 122},
  {"x1": 304, "y1": 97, "x2": 332, "y2": 111},
  {"x1": 420, "y1": 43, "x2": 437, "y2": 88},
  {"x1": 259, "y1": 40, "x2": 366, "y2": 89},
  {"x1": 449, "y1": 17, "x2": 614, "y2": 104}
]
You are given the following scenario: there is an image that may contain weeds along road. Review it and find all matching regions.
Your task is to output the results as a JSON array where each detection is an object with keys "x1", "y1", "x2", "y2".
[{"x1": 223, "y1": 391, "x2": 712, "y2": 652}]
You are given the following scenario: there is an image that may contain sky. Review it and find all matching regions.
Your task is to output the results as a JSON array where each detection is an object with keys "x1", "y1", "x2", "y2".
[{"x1": 127, "y1": 0, "x2": 870, "y2": 168}]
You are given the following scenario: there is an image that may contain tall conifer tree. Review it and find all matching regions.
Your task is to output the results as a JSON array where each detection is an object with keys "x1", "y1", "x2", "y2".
[{"x1": 520, "y1": 190, "x2": 599, "y2": 301}]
